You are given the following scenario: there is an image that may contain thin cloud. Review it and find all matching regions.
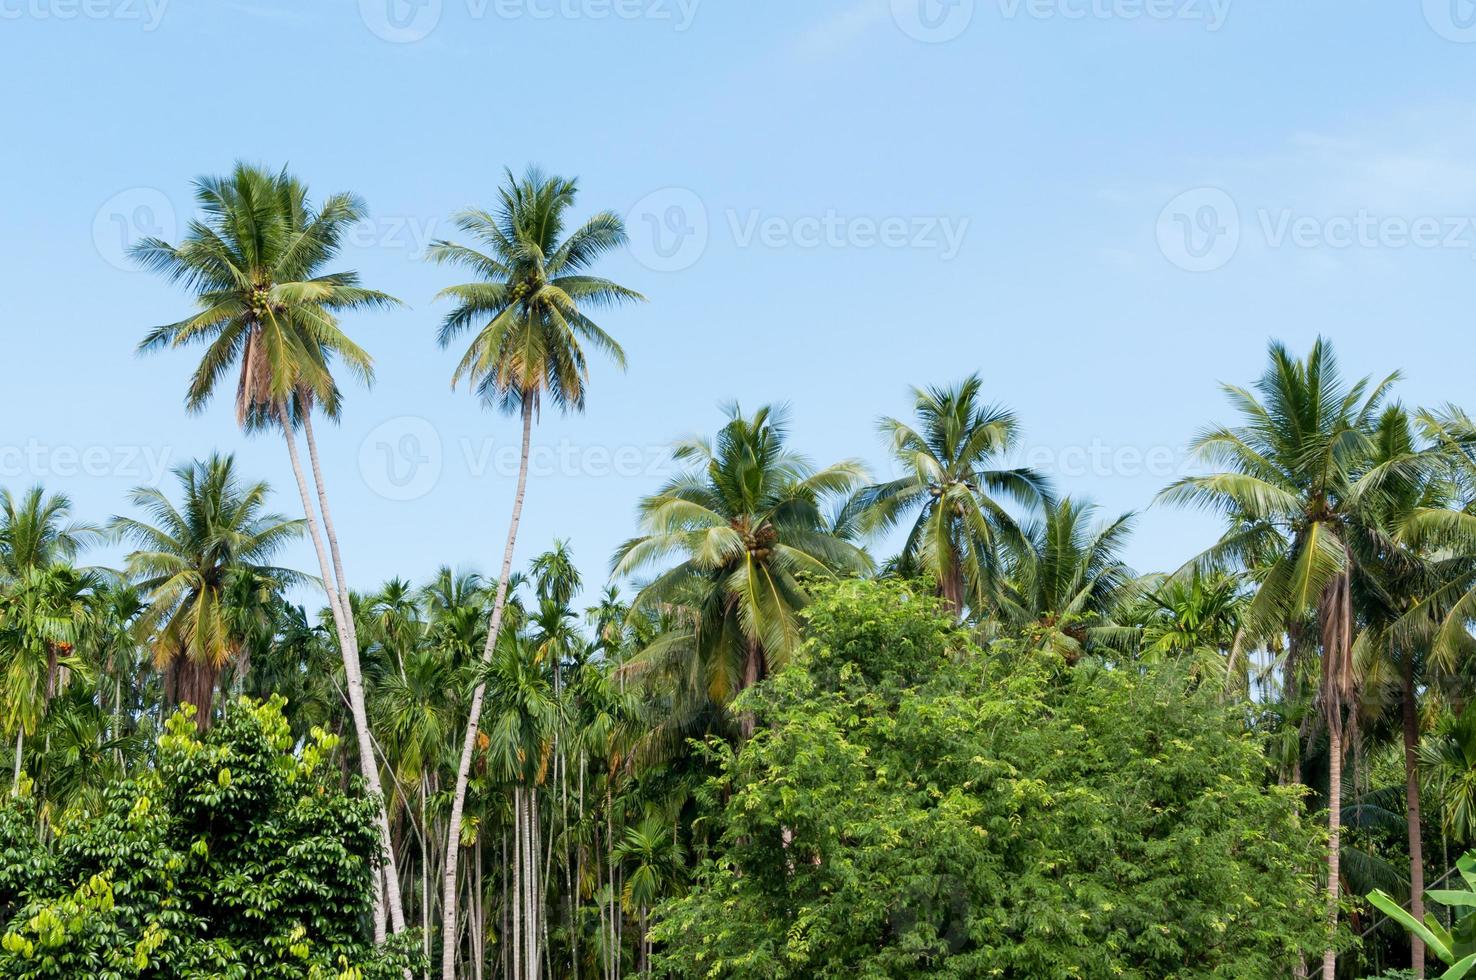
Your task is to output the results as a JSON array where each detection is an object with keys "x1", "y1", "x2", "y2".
[{"x1": 789, "y1": 0, "x2": 893, "y2": 60}]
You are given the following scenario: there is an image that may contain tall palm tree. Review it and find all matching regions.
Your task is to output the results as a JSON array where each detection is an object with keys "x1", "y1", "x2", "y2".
[
  {"x1": 1161, "y1": 338, "x2": 1416, "y2": 978},
  {"x1": 613, "y1": 404, "x2": 873, "y2": 742},
  {"x1": 1341, "y1": 406, "x2": 1456, "y2": 978},
  {"x1": 851, "y1": 376, "x2": 1050, "y2": 617},
  {"x1": 429, "y1": 166, "x2": 643, "y2": 979},
  {"x1": 111, "y1": 455, "x2": 305, "y2": 729},
  {"x1": 131, "y1": 162, "x2": 408, "y2": 933}
]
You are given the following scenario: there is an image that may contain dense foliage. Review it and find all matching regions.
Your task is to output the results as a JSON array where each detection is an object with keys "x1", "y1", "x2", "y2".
[
  {"x1": 0, "y1": 697, "x2": 420, "y2": 978},
  {"x1": 655, "y1": 580, "x2": 1327, "y2": 978}
]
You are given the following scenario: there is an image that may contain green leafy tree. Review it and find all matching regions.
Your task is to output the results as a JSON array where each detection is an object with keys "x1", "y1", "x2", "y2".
[
  {"x1": 654, "y1": 578, "x2": 1327, "y2": 978},
  {"x1": 0, "y1": 697, "x2": 421, "y2": 978}
]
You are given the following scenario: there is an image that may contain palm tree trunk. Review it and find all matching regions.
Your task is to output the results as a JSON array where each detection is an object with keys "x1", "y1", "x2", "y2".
[
  {"x1": 1403, "y1": 657, "x2": 1426, "y2": 978},
  {"x1": 1320, "y1": 568, "x2": 1353, "y2": 980},
  {"x1": 277, "y1": 406, "x2": 401, "y2": 939},
  {"x1": 300, "y1": 408, "x2": 408, "y2": 934},
  {"x1": 739, "y1": 640, "x2": 765, "y2": 740},
  {"x1": 513, "y1": 791, "x2": 523, "y2": 980},
  {"x1": 11, "y1": 729, "x2": 22, "y2": 793},
  {"x1": 1324, "y1": 724, "x2": 1342, "y2": 980},
  {"x1": 442, "y1": 396, "x2": 536, "y2": 980}
]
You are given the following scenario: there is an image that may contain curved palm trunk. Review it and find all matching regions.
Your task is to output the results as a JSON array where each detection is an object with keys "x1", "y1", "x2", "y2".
[
  {"x1": 1403, "y1": 658, "x2": 1426, "y2": 978},
  {"x1": 441, "y1": 397, "x2": 535, "y2": 980},
  {"x1": 301, "y1": 409, "x2": 407, "y2": 934},
  {"x1": 278, "y1": 407, "x2": 403, "y2": 939}
]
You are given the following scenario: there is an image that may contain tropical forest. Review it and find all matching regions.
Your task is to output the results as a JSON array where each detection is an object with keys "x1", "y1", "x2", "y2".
[{"x1": 2, "y1": 162, "x2": 1474, "y2": 980}]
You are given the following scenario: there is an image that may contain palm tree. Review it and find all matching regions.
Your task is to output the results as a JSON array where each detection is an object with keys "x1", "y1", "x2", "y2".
[
  {"x1": 613, "y1": 403, "x2": 873, "y2": 742},
  {"x1": 131, "y1": 162, "x2": 408, "y2": 933},
  {"x1": 1112, "y1": 570, "x2": 1247, "y2": 687},
  {"x1": 111, "y1": 455, "x2": 305, "y2": 729},
  {"x1": 616, "y1": 809, "x2": 684, "y2": 976},
  {"x1": 1161, "y1": 338, "x2": 1416, "y2": 978},
  {"x1": 429, "y1": 166, "x2": 643, "y2": 979},
  {"x1": 0, "y1": 488, "x2": 97, "y2": 578},
  {"x1": 851, "y1": 376, "x2": 1050, "y2": 617},
  {"x1": 481, "y1": 634, "x2": 559, "y2": 980},
  {"x1": 1340, "y1": 406, "x2": 1457, "y2": 978},
  {"x1": 0, "y1": 488, "x2": 99, "y2": 790},
  {"x1": 994, "y1": 497, "x2": 1136, "y2": 659}
]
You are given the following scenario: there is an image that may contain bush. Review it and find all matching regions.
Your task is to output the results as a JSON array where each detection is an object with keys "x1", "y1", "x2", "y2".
[
  {"x1": 653, "y1": 579, "x2": 1327, "y2": 979},
  {"x1": 0, "y1": 697, "x2": 420, "y2": 979}
]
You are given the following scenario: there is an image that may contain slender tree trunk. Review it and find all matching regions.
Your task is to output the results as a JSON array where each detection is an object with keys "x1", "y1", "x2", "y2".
[
  {"x1": 1320, "y1": 567, "x2": 1354, "y2": 980},
  {"x1": 1324, "y1": 724, "x2": 1342, "y2": 980},
  {"x1": 11, "y1": 729, "x2": 22, "y2": 793},
  {"x1": 1403, "y1": 658, "x2": 1426, "y2": 978},
  {"x1": 300, "y1": 409, "x2": 409, "y2": 934},
  {"x1": 513, "y1": 791, "x2": 523, "y2": 980},
  {"x1": 422, "y1": 778, "x2": 433, "y2": 980},
  {"x1": 278, "y1": 407, "x2": 398, "y2": 939},
  {"x1": 442, "y1": 397, "x2": 536, "y2": 980}
]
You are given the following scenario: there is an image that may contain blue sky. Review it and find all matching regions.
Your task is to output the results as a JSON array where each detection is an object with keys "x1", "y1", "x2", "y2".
[{"x1": 4, "y1": 0, "x2": 1476, "y2": 604}]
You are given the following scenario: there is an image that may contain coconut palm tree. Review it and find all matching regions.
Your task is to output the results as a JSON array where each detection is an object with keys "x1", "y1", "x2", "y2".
[
  {"x1": 850, "y1": 376, "x2": 1050, "y2": 618},
  {"x1": 1161, "y1": 338, "x2": 1418, "y2": 978},
  {"x1": 613, "y1": 403, "x2": 873, "y2": 742},
  {"x1": 429, "y1": 166, "x2": 643, "y2": 979},
  {"x1": 994, "y1": 497, "x2": 1136, "y2": 659},
  {"x1": 1339, "y1": 406, "x2": 1457, "y2": 978},
  {"x1": 111, "y1": 455, "x2": 305, "y2": 729},
  {"x1": 131, "y1": 162, "x2": 408, "y2": 933}
]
